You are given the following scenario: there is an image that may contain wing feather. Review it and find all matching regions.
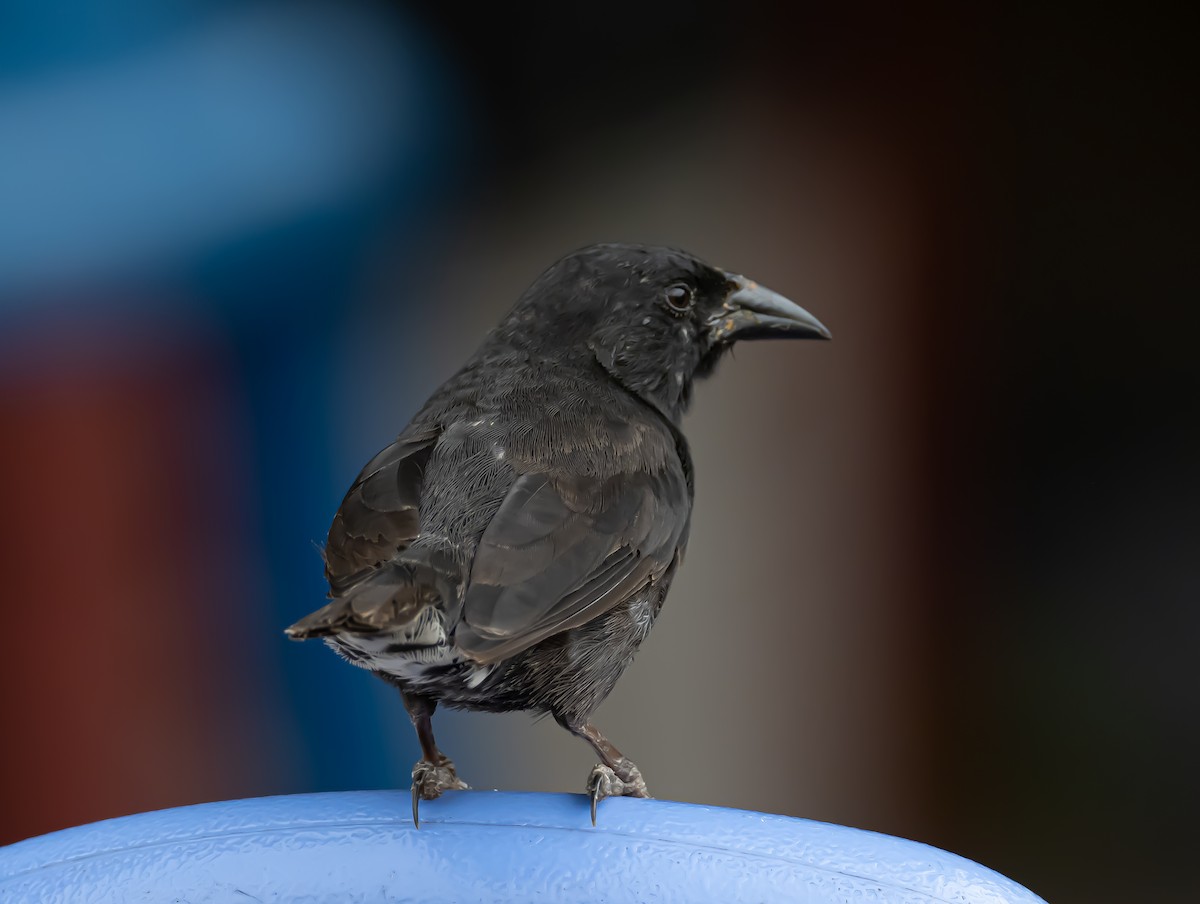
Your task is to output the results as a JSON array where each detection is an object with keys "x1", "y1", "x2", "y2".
[
  {"x1": 455, "y1": 467, "x2": 689, "y2": 663},
  {"x1": 322, "y1": 428, "x2": 438, "y2": 593}
]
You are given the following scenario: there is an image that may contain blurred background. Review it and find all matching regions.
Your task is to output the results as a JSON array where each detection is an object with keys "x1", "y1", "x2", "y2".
[{"x1": 1, "y1": 1, "x2": 1195, "y2": 901}]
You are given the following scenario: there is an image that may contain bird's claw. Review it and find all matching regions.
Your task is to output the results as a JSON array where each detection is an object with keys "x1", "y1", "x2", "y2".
[
  {"x1": 410, "y1": 758, "x2": 468, "y2": 828},
  {"x1": 586, "y1": 761, "x2": 649, "y2": 826}
]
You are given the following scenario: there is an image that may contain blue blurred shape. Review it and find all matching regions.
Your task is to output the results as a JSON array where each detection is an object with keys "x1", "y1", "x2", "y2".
[
  {"x1": 0, "y1": 2, "x2": 425, "y2": 297},
  {"x1": 0, "y1": 791, "x2": 1047, "y2": 903}
]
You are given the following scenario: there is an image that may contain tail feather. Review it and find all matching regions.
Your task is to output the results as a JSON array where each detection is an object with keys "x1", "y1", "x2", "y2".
[{"x1": 286, "y1": 549, "x2": 460, "y2": 640}]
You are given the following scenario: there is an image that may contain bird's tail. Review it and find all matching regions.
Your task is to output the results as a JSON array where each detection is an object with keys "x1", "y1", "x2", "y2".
[{"x1": 285, "y1": 549, "x2": 459, "y2": 640}]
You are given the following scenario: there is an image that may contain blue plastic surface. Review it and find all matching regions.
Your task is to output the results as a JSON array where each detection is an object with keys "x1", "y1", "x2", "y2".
[{"x1": 0, "y1": 791, "x2": 1046, "y2": 903}]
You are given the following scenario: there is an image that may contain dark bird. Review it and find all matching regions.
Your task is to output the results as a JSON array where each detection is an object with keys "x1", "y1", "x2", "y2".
[{"x1": 286, "y1": 243, "x2": 829, "y2": 825}]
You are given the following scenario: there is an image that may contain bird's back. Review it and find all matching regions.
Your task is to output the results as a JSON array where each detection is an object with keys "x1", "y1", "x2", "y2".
[{"x1": 288, "y1": 350, "x2": 693, "y2": 705}]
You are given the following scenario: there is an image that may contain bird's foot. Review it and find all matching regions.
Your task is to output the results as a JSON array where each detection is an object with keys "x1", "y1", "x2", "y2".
[
  {"x1": 411, "y1": 758, "x2": 468, "y2": 828},
  {"x1": 587, "y1": 758, "x2": 649, "y2": 826}
]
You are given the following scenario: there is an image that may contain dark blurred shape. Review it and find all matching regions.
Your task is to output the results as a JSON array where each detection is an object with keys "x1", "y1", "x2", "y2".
[
  {"x1": 401, "y1": 1, "x2": 729, "y2": 173},
  {"x1": 923, "y1": 7, "x2": 1199, "y2": 902}
]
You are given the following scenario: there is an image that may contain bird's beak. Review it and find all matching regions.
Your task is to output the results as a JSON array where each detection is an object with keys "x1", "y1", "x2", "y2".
[{"x1": 708, "y1": 275, "x2": 831, "y2": 342}]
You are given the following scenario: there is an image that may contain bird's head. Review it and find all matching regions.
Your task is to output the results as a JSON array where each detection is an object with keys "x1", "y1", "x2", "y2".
[{"x1": 496, "y1": 243, "x2": 830, "y2": 422}]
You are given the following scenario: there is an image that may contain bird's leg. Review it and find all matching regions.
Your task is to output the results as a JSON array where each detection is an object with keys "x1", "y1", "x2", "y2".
[
  {"x1": 556, "y1": 716, "x2": 649, "y2": 825},
  {"x1": 401, "y1": 690, "x2": 467, "y2": 827}
]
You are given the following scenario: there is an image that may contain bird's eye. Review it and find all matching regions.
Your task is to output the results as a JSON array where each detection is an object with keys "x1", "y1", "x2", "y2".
[{"x1": 664, "y1": 283, "x2": 694, "y2": 313}]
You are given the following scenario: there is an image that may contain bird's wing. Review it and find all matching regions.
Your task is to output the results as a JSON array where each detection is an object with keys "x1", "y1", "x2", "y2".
[
  {"x1": 455, "y1": 467, "x2": 689, "y2": 664},
  {"x1": 322, "y1": 425, "x2": 439, "y2": 593}
]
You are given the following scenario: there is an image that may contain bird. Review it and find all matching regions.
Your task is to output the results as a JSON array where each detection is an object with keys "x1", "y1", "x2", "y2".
[{"x1": 286, "y1": 243, "x2": 830, "y2": 826}]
